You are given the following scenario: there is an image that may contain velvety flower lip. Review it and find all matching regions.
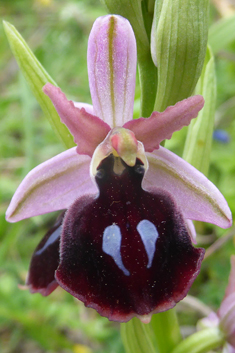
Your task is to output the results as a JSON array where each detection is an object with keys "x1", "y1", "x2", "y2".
[
  {"x1": 26, "y1": 212, "x2": 65, "y2": 296},
  {"x1": 56, "y1": 155, "x2": 205, "y2": 322},
  {"x1": 6, "y1": 14, "x2": 232, "y2": 322}
]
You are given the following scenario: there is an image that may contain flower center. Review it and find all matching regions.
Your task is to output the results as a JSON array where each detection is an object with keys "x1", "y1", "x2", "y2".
[{"x1": 90, "y1": 127, "x2": 148, "y2": 178}]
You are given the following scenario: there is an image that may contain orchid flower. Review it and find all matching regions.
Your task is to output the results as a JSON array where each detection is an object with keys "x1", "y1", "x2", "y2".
[
  {"x1": 199, "y1": 256, "x2": 235, "y2": 352},
  {"x1": 6, "y1": 15, "x2": 232, "y2": 323}
]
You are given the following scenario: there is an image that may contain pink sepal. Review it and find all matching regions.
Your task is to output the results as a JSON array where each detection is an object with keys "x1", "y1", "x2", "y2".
[
  {"x1": 143, "y1": 147, "x2": 232, "y2": 228},
  {"x1": 87, "y1": 15, "x2": 136, "y2": 127},
  {"x1": 6, "y1": 147, "x2": 97, "y2": 222}
]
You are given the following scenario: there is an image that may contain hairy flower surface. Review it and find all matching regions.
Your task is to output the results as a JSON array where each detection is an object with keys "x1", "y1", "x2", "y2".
[{"x1": 6, "y1": 15, "x2": 232, "y2": 323}]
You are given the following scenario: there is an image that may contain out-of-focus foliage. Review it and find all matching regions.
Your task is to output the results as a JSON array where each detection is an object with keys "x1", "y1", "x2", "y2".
[
  {"x1": 1, "y1": 0, "x2": 235, "y2": 352},
  {"x1": 1, "y1": 1, "x2": 124, "y2": 352}
]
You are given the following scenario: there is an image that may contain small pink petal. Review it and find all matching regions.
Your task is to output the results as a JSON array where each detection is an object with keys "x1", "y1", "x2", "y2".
[
  {"x1": 6, "y1": 148, "x2": 97, "y2": 222},
  {"x1": 123, "y1": 95, "x2": 204, "y2": 152},
  {"x1": 87, "y1": 15, "x2": 136, "y2": 127},
  {"x1": 43, "y1": 83, "x2": 111, "y2": 156},
  {"x1": 143, "y1": 147, "x2": 232, "y2": 228}
]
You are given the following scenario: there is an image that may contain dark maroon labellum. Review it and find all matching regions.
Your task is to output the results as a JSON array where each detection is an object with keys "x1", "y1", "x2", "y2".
[
  {"x1": 26, "y1": 212, "x2": 65, "y2": 296},
  {"x1": 56, "y1": 155, "x2": 205, "y2": 322}
]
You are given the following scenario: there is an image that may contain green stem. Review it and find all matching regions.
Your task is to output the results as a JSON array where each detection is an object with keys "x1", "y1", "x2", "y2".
[
  {"x1": 138, "y1": 52, "x2": 158, "y2": 118},
  {"x1": 121, "y1": 317, "x2": 159, "y2": 353},
  {"x1": 151, "y1": 309, "x2": 182, "y2": 353},
  {"x1": 171, "y1": 328, "x2": 225, "y2": 353}
]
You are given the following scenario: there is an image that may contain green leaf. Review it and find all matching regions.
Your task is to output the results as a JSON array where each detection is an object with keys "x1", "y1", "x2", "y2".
[
  {"x1": 209, "y1": 13, "x2": 235, "y2": 54},
  {"x1": 183, "y1": 46, "x2": 216, "y2": 176},
  {"x1": 152, "y1": 0, "x2": 209, "y2": 112},
  {"x1": 3, "y1": 21, "x2": 75, "y2": 149},
  {"x1": 121, "y1": 318, "x2": 158, "y2": 353},
  {"x1": 151, "y1": 310, "x2": 182, "y2": 353},
  {"x1": 171, "y1": 327, "x2": 225, "y2": 353}
]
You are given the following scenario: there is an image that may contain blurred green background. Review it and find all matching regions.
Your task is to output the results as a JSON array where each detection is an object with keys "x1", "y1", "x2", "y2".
[{"x1": 1, "y1": 0, "x2": 235, "y2": 352}]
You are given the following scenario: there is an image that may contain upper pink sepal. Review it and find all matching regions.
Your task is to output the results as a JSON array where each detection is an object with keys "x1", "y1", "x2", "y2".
[
  {"x1": 143, "y1": 146, "x2": 232, "y2": 228},
  {"x1": 123, "y1": 95, "x2": 204, "y2": 152},
  {"x1": 87, "y1": 15, "x2": 136, "y2": 127},
  {"x1": 43, "y1": 83, "x2": 111, "y2": 156},
  {"x1": 6, "y1": 147, "x2": 97, "y2": 222}
]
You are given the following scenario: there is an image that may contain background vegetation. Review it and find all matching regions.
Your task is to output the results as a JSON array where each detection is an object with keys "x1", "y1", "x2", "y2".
[{"x1": 1, "y1": 0, "x2": 235, "y2": 352}]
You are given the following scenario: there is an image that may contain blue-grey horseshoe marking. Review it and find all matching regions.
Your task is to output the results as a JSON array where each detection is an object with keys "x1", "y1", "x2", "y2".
[
  {"x1": 102, "y1": 224, "x2": 130, "y2": 276},
  {"x1": 137, "y1": 220, "x2": 159, "y2": 268}
]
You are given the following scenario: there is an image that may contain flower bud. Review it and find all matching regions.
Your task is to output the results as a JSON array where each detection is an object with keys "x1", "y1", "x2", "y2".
[{"x1": 151, "y1": 0, "x2": 209, "y2": 112}]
